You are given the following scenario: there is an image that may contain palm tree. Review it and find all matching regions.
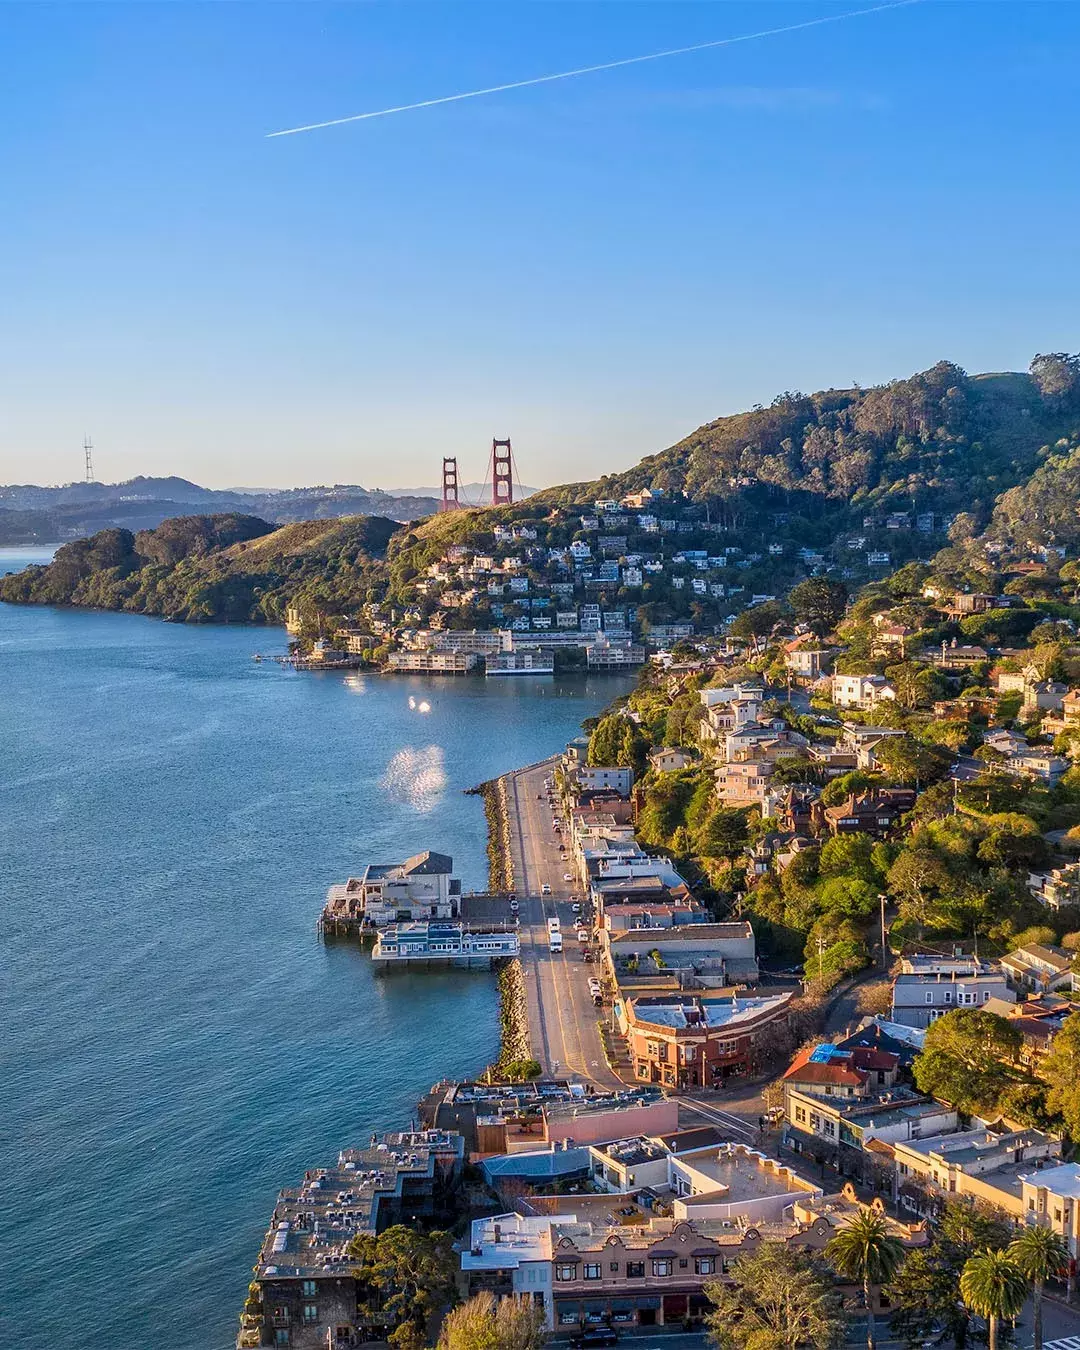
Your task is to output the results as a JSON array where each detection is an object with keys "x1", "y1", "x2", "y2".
[
  {"x1": 1008, "y1": 1225, "x2": 1069, "y2": 1350},
  {"x1": 959, "y1": 1247, "x2": 1028, "y2": 1350},
  {"x1": 826, "y1": 1208, "x2": 905, "y2": 1350}
]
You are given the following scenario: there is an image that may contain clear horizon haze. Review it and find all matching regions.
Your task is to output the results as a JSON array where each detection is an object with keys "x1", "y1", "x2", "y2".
[{"x1": 2, "y1": 0, "x2": 1078, "y2": 491}]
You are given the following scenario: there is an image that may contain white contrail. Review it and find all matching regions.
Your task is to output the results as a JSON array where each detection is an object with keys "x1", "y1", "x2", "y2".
[{"x1": 267, "y1": 0, "x2": 921, "y2": 138}]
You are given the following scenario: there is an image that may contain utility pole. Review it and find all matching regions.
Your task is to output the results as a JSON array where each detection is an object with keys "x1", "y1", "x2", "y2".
[
  {"x1": 879, "y1": 892, "x2": 888, "y2": 968},
  {"x1": 83, "y1": 435, "x2": 95, "y2": 484},
  {"x1": 818, "y1": 935, "x2": 826, "y2": 984}
]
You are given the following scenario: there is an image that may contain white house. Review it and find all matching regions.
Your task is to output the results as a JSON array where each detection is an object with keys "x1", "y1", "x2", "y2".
[{"x1": 831, "y1": 673, "x2": 897, "y2": 710}]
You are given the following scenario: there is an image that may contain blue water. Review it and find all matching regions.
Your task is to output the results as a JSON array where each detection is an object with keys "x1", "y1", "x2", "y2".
[{"x1": 0, "y1": 548, "x2": 630, "y2": 1350}]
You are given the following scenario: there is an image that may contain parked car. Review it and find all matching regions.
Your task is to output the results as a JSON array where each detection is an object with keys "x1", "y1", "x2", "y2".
[
  {"x1": 569, "y1": 1330, "x2": 617, "y2": 1349},
  {"x1": 509, "y1": 899, "x2": 519, "y2": 913},
  {"x1": 571, "y1": 901, "x2": 581, "y2": 913},
  {"x1": 563, "y1": 873, "x2": 573, "y2": 882}
]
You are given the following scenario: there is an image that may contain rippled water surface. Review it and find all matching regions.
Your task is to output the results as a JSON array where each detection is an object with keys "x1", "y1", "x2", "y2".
[{"x1": 0, "y1": 549, "x2": 630, "y2": 1349}]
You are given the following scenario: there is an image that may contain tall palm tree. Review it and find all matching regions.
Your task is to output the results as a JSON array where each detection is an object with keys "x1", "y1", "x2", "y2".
[
  {"x1": 1008, "y1": 1225, "x2": 1069, "y2": 1350},
  {"x1": 959, "y1": 1248, "x2": 1028, "y2": 1350},
  {"x1": 826, "y1": 1208, "x2": 906, "y2": 1350}
]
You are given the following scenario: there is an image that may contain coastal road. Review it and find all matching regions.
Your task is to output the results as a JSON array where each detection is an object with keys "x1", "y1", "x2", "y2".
[{"x1": 506, "y1": 761, "x2": 624, "y2": 1088}]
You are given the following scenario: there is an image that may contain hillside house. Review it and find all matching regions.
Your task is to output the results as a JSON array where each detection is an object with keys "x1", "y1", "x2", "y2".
[
  {"x1": 831, "y1": 673, "x2": 897, "y2": 710},
  {"x1": 1023, "y1": 680, "x2": 1068, "y2": 715},
  {"x1": 822, "y1": 788, "x2": 916, "y2": 837},
  {"x1": 715, "y1": 761, "x2": 775, "y2": 806},
  {"x1": 1028, "y1": 864, "x2": 1080, "y2": 911},
  {"x1": 1000, "y1": 943, "x2": 1074, "y2": 994},
  {"x1": 649, "y1": 747, "x2": 696, "y2": 774}
]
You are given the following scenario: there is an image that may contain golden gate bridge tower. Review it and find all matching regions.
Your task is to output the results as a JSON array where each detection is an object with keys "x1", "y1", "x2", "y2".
[
  {"x1": 438, "y1": 438, "x2": 518, "y2": 510},
  {"x1": 440, "y1": 456, "x2": 460, "y2": 511},
  {"x1": 490, "y1": 438, "x2": 514, "y2": 507}
]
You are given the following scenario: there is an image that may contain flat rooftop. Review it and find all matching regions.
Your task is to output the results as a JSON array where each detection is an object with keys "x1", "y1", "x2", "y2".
[
  {"x1": 631, "y1": 992, "x2": 789, "y2": 1030},
  {"x1": 592, "y1": 1136, "x2": 669, "y2": 1167},
  {"x1": 901, "y1": 1125, "x2": 1052, "y2": 1169},
  {"x1": 609, "y1": 922, "x2": 753, "y2": 945},
  {"x1": 1019, "y1": 1162, "x2": 1080, "y2": 1198},
  {"x1": 677, "y1": 1146, "x2": 818, "y2": 1203},
  {"x1": 542, "y1": 1089, "x2": 668, "y2": 1121},
  {"x1": 255, "y1": 1131, "x2": 461, "y2": 1279},
  {"x1": 523, "y1": 1194, "x2": 654, "y2": 1227}
]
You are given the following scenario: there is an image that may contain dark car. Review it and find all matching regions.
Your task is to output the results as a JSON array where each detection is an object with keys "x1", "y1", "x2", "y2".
[{"x1": 569, "y1": 1330, "x2": 618, "y2": 1349}]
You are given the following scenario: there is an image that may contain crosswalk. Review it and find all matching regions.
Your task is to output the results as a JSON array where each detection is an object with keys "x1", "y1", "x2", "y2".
[{"x1": 1042, "y1": 1338, "x2": 1080, "y2": 1350}]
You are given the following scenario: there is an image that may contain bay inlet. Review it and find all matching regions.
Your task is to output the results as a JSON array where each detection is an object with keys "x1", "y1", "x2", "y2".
[{"x1": 0, "y1": 553, "x2": 631, "y2": 1350}]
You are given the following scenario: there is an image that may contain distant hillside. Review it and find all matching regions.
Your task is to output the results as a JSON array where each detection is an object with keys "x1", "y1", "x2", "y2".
[
  {"x1": 4, "y1": 353, "x2": 1079, "y2": 627},
  {"x1": 537, "y1": 361, "x2": 1080, "y2": 533},
  {"x1": 0, "y1": 513, "x2": 401, "y2": 623},
  {"x1": 0, "y1": 476, "x2": 438, "y2": 545}
]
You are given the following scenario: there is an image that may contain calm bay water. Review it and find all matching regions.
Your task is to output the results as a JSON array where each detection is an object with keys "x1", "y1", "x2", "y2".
[{"x1": 0, "y1": 548, "x2": 630, "y2": 1350}]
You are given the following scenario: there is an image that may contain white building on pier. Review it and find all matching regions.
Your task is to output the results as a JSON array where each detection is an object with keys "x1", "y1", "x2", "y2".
[{"x1": 371, "y1": 921, "x2": 520, "y2": 966}]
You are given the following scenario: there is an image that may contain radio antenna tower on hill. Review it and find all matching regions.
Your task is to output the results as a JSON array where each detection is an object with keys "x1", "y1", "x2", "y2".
[{"x1": 84, "y1": 436, "x2": 95, "y2": 484}]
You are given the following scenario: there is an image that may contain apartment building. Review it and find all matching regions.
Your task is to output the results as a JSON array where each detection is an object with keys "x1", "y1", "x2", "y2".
[
  {"x1": 784, "y1": 642, "x2": 831, "y2": 680},
  {"x1": 246, "y1": 1131, "x2": 465, "y2": 1349},
  {"x1": 571, "y1": 766, "x2": 634, "y2": 797},
  {"x1": 890, "y1": 970, "x2": 1014, "y2": 1029},
  {"x1": 387, "y1": 649, "x2": 479, "y2": 674},
  {"x1": 1018, "y1": 1163, "x2": 1080, "y2": 1260},
  {"x1": 1028, "y1": 865, "x2": 1080, "y2": 911},
  {"x1": 413, "y1": 629, "x2": 506, "y2": 654},
  {"x1": 893, "y1": 1123, "x2": 1062, "y2": 1219}
]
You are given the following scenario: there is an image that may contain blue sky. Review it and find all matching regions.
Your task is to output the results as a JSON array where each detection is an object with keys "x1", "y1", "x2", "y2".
[{"x1": 2, "y1": 1, "x2": 1079, "y2": 492}]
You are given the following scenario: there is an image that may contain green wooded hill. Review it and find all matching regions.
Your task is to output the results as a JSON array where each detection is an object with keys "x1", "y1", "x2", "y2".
[
  {"x1": 537, "y1": 359, "x2": 1080, "y2": 524},
  {"x1": 4, "y1": 353, "x2": 1079, "y2": 624},
  {"x1": 0, "y1": 513, "x2": 401, "y2": 623}
]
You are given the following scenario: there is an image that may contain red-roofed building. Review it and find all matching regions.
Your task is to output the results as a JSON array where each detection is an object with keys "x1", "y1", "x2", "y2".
[{"x1": 782, "y1": 1043, "x2": 901, "y2": 1100}]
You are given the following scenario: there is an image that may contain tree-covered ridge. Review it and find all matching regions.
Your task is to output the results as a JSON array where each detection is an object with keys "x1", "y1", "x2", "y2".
[
  {"x1": 0, "y1": 512, "x2": 402, "y2": 623},
  {"x1": 539, "y1": 357, "x2": 1080, "y2": 529},
  {"x1": 983, "y1": 437, "x2": 1080, "y2": 551}
]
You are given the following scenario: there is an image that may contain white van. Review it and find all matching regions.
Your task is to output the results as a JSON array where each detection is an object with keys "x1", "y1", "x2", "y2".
[
  {"x1": 548, "y1": 917, "x2": 561, "y2": 933},
  {"x1": 549, "y1": 932, "x2": 563, "y2": 954}
]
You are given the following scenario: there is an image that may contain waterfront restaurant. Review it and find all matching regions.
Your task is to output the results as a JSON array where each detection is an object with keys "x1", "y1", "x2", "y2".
[
  {"x1": 371, "y1": 921, "x2": 519, "y2": 967},
  {"x1": 618, "y1": 990, "x2": 793, "y2": 1087}
]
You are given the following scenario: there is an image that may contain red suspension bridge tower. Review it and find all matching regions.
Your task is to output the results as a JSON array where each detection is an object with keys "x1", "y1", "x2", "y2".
[
  {"x1": 490, "y1": 438, "x2": 514, "y2": 507},
  {"x1": 440, "y1": 457, "x2": 461, "y2": 511}
]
